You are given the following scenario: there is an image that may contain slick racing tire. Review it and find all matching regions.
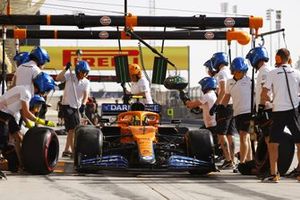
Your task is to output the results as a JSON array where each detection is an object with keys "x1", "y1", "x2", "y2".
[
  {"x1": 74, "y1": 125, "x2": 103, "y2": 173},
  {"x1": 22, "y1": 127, "x2": 59, "y2": 175},
  {"x1": 255, "y1": 132, "x2": 295, "y2": 176},
  {"x1": 186, "y1": 129, "x2": 215, "y2": 174}
]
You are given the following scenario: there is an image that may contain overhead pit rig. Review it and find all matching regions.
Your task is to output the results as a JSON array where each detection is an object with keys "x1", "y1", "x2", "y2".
[
  {"x1": 1, "y1": 13, "x2": 263, "y2": 83},
  {"x1": 0, "y1": 14, "x2": 263, "y2": 43}
]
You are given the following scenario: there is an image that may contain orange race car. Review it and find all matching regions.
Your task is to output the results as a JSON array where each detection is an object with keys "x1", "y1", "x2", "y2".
[{"x1": 73, "y1": 99, "x2": 217, "y2": 175}]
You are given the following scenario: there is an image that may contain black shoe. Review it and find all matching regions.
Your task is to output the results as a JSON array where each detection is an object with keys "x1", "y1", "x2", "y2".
[
  {"x1": 62, "y1": 151, "x2": 72, "y2": 157},
  {"x1": 220, "y1": 160, "x2": 234, "y2": 170},
  {"x1": 285, "y1": 168, "x2": 300, "y2": 178},
  {"x1": 0, "y1": 170, "x2": 7, "y2": 180},
  {"x1": 215, "y1": 155, "x2": 225, "y2": 163},
  {"x1": 261, "y1": 172, "x2": 280, "y2": 183}
]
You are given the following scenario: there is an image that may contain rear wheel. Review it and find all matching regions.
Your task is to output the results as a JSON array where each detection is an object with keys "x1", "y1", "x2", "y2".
[
  {"x1": 74, "y1": 125, "x2": 103, "y2": 173},
  {"x1": 255, "y1": 132, "x2": 295, "y2": 175},
  {"x1": 22, "y1": 127, "x2": 59, "y2": 174},
  {"x1": 185, "y1": 129, "x2": 215, "y2": 174}
]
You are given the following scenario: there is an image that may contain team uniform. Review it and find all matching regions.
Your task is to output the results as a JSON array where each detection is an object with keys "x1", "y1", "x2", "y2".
[
  {"x1": 200, "y1": 90, "x2": 217, "y2": 128},
  {"x1": 130, "y1": 76, "x2": 153, "y2": 104},
  {"x1": 264, "y1": 65, "x2": 300, "y2": 143},
  {"x1": 61, "y1": 72, "x2": 90, "y2": 131},
  {"x1": 0, "y1": 86, "x2": 31, "y2": 148},
  {"x1": 15, "y1": 60, "x2": 41, "y2": 95},
  {"x1": 255, "y1": 64, "x2": 272, "y2": 137},
  {"x1": 255, "y1": 64, "x2": 272, "y2": 110},
  {"x1": 215, "y1": 67, "x2": 236, "y2": 135},
  {"x1": 226, "y1": 76, "x2": 252, "y2": 132}
]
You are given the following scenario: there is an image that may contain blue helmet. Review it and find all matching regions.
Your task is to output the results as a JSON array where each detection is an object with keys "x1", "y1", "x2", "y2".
[
  {"x1": 198, "y1": 77, "x2": 217, "y2": 92},
  {"x1": 230, "y1": 57, "x2": 248, "y2": 73},
  {"x1": 30, "y1": 46, "x2": 50, "y2": 66},
  {"x1": 246, "y1": 46, "x2": 269, "y2": 68},
  {"x1": 33, "y1": 72, "x2": 56, "y2": 93},
  {"x1": 75, "y1": 60, "x2": 90, "y2": 75},
  {"x1": 13, "y1": 52, "x2": 30, "y2": 66},
  {"x1": 29, "y1": 95, "x2": 45, "y2": 109},
  {"x1": 203, "y1": 59, "x2": 216, "y2": 75},
  {"x1": 211, "y1": 52, "x2": 228, "y2": 70}
]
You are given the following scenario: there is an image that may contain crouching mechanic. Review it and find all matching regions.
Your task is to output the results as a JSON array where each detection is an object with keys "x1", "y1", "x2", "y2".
[
  {"x1": 56, "y1": 60, "x2": 90, "y2": 157},
  {"x1": 24, "y1": 95, "x2": 47, "y2": 128},
  {"x1": 185, "y1": 76, "x2": 217, "y2": 140},
  {"x1": 220, "y1": 57, "x2": 253, "y2": 167},
  {"x1": 127, "y1": 63, "x2": 153, "y2": 104},
  {"x1": 0, "y1": 72, "x2": 56, "y2": 170}
]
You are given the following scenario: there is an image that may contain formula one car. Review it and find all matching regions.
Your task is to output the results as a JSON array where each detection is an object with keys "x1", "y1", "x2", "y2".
[{"x1": 73, "y1": 99, "x2": 216, "y2": 174}]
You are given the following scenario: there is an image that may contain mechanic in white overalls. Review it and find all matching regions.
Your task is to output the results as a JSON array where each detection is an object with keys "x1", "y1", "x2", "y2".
[
  {"x1": 246, "y1": 47, "x2": 272, "y2": 145},
  {"x1": 12, "y1": 47, "x2": 50, "y2": 127},
  {"x1": 9, "y1": 51, "x2": 30, "y2": 89},
  {"x1": 209, "y1": 52, "x2": 237, "y2": 169},
  {"x1": 186, "y1": 77, "x2": 217, "y2": 134},
  {"x1": 128, "y1": 63, "x2": 153, "y2": 104},
  {"x1": 0, "y1": 72, "x2": 56, "y2": 170},
  {"x1": 261, "y1": 48, "x2": 300, "y2": 182},
  {"x1": 13, "y1": 46, "x2": 50, "y2": 94},
  {"x1": 56, "y1": 60, "x2": 90, "y2": 157},
  {"x1": 220, "y1": 57, "x2": 253, "y2": 168}
]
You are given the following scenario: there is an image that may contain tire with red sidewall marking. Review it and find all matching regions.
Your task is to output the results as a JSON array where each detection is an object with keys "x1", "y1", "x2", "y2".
[{"x1": 22, "y1": 127, "x2": 59, "y2": 174}]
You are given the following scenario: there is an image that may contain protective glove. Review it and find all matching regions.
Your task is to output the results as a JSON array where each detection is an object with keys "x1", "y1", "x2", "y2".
[
  {"x1": 25, "y1": 120, "x2": 35, "y2": 129},
  {"x1": 79, "y1": 104, "x2": 86, "y2": 114},
  {"x1": 179, "y1": 90, "x2": 190, "y2": 104},
  {"x1": 65, "y1": 62, "x2": 72, "y2": 71},
  {"x1": 35, "y1": 117, "x2": 56, "y2": 127},
  {"x1": 209, "y1": 104, "x2": 218, "y2": 116}
]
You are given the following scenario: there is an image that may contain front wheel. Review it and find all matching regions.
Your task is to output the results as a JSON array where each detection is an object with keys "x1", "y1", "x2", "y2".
[
  {"x1": 185, "y1": 129, "x2": 215, "y2": 175},
  {"x1": 74, "y1": 125, "x2": 103, "y2": 173}
]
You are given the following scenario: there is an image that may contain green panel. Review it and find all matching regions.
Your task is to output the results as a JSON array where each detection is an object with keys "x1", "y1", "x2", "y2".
[
  {"x1": 152, "y1": 56, "x2": 168, "y2": 84},
  {"x1": 114, "y1": 55, "x2": 130, "y2": 83}
]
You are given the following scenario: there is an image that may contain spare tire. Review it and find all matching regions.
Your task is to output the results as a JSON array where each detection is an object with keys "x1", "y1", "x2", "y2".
[
  {"x1": 74, "y1": 125, "x2": 103, "y2": 172},
  {"x1": 22, "y1": 127, "x2": 59, "y2": 174},
  {"x1": 255, "y1": 132, "x2": 295, "y2": 175},
  {"x1": 185, "y1": 129, "x2": 215, "y2": 174}
]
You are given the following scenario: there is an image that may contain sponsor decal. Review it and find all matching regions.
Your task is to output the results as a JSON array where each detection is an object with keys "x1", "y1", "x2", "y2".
[
  {"x1": 145, "y1": 104, "x2": 161, "y2": 113},
  {"x1": 224, "y1": 17, "x2": 235, "y2": 27},
  {"x1": 101, "y1": 103, "x2": 161, "y2": 115},
  {"x1": 100, "y1": 16, "x2": 112, "y2": 26},
  {"x1": 98, "y1": 31, "x2": 109, "y2": 39},
  {"x1": 102, "y1": 104, "x2": 130, "y2": 112},
  {"x1": 204, "y1": 32, "x2": 215, "y2": 40},
  {"x1": 63, "y1": 49, "x2": 139, "y2": 68}
]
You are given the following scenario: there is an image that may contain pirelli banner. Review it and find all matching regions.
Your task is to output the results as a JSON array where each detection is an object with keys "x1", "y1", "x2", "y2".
[{"x1": 20, "y1": 46, "x2": 189, "y2": 70}]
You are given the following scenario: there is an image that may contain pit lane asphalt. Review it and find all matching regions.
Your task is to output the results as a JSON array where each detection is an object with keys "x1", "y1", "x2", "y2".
[{"x1": 1, "y1": 109, "x2": 300, "y2": 200}]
